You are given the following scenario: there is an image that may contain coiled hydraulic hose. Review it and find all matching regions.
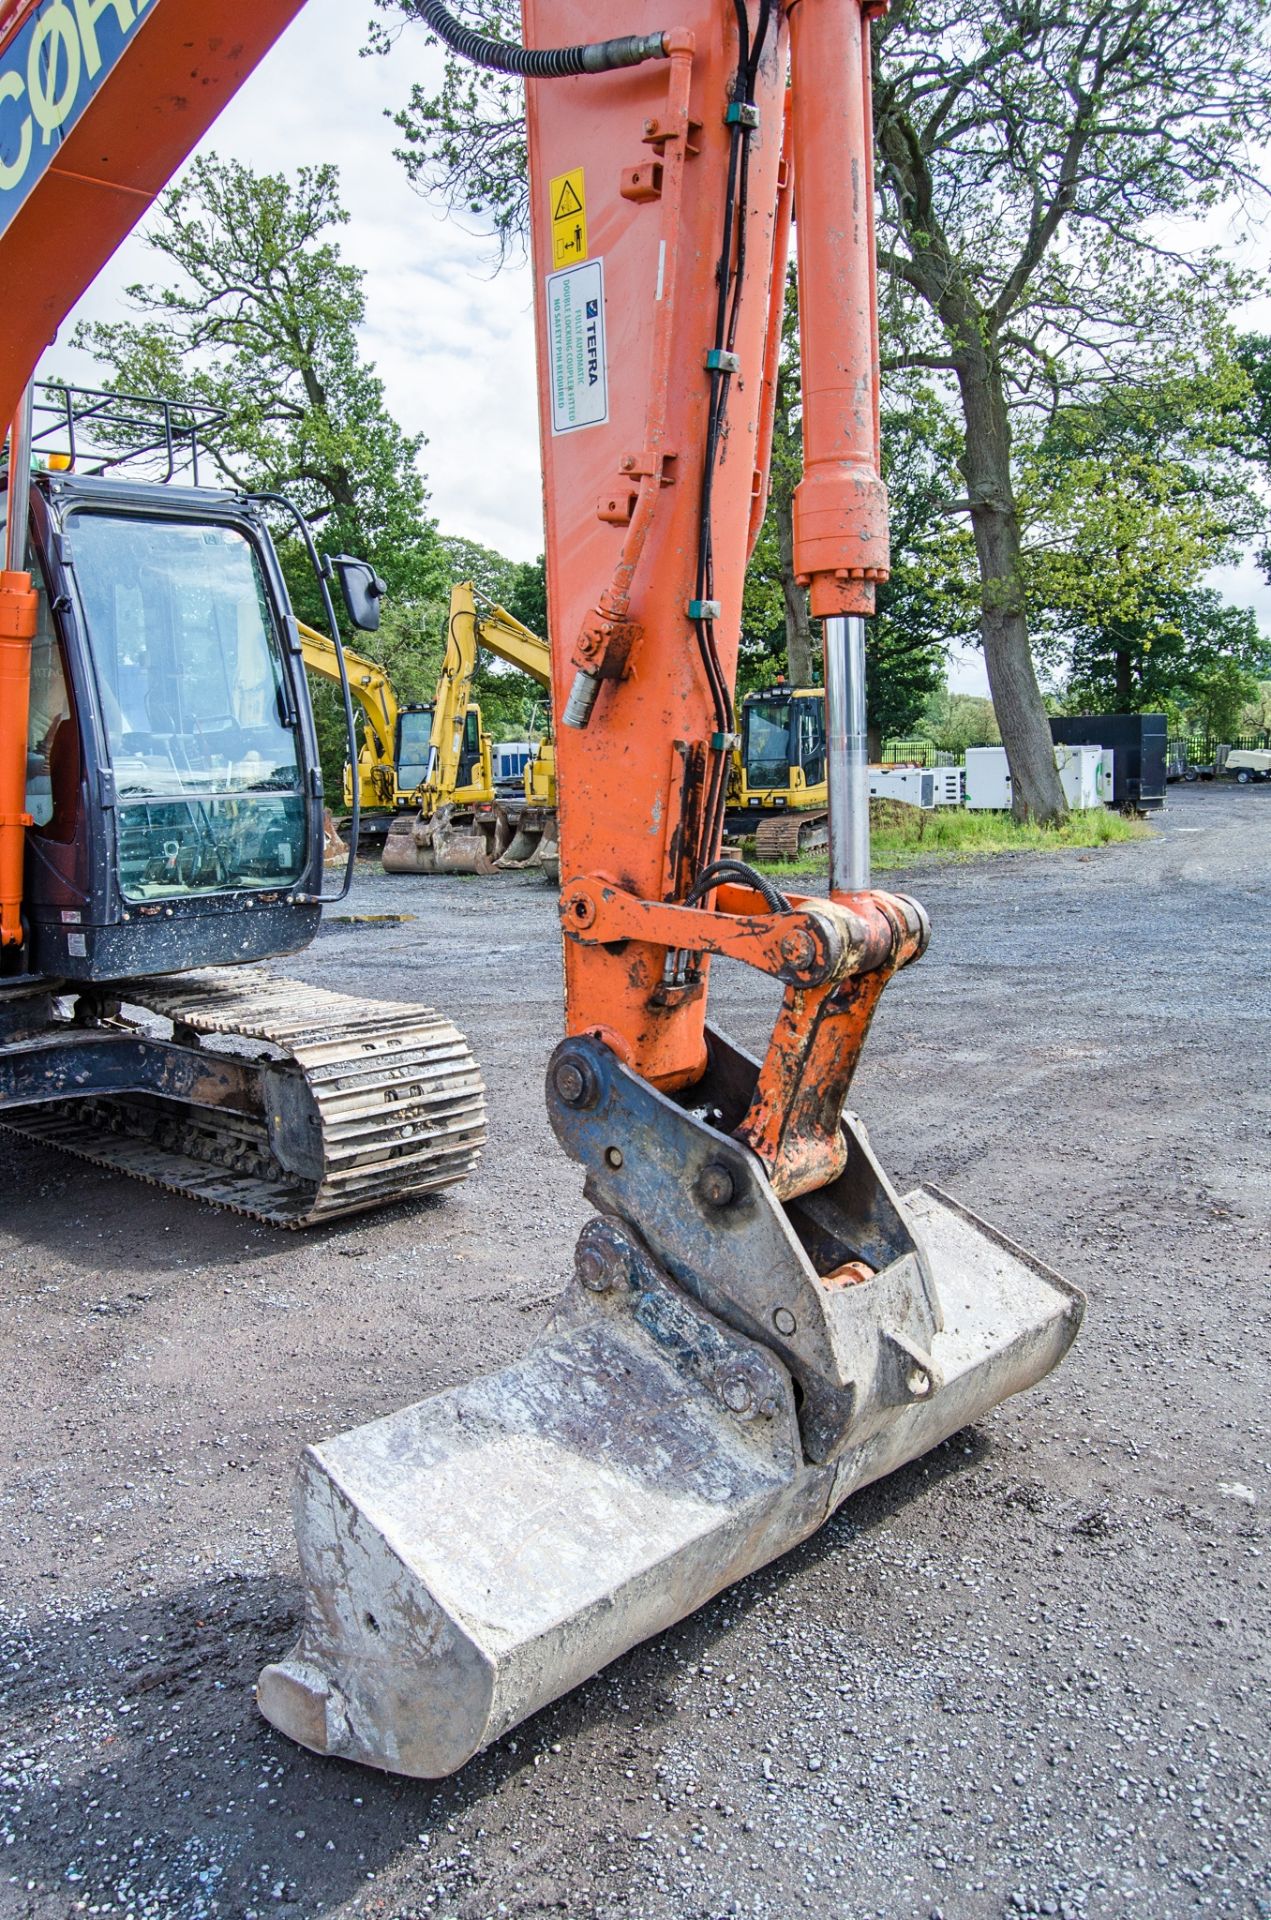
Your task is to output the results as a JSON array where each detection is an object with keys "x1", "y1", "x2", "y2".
[
  {"x1": 685, "y1": 859, "x2": 791, "y2": 914},
  {"x1": 415, "y1": 0, "x2": 668, "y2": 76}
]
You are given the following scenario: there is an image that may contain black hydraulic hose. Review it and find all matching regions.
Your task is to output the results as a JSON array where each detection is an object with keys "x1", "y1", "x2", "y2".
[
  {"x1": 415, "y1": 0, "x2": 668, "y2": 76},
  {"x1": 685, "y1": 859, "x2": 791, "y2": 913}
]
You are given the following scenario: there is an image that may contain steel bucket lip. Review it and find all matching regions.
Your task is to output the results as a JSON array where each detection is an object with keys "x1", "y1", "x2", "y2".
[{"x1": 259, "y1": 1184, "x2": 1083, "y2": 1779}]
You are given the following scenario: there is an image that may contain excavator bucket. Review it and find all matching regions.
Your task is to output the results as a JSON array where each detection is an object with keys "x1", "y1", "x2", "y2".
[
  {"x1": 258, "y1": 1183, "x2": 1081, "y2": 1778},
  {"x1": 496, "y1": 807, "x2": 560, "y2": 877},
  {"x1": 382, "y1": 804, "x2": 513, "y2": 876}
]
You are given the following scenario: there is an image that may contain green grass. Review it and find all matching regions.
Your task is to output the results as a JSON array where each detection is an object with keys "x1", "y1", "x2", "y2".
[{"x1": 754, "y1": 806, "x2": 1152, "y2": 877}]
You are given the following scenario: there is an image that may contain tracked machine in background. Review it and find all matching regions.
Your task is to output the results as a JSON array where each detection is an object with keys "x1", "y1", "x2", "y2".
[
  {"x1": 381, "y1": 581, "x2": 559, "y2": 877},
  {"x1": 0, "y1": 376, "x2": 485, "y2": 1222},
  {"x1": 257, "y1": 0, "x2": 1084, "y2": 1776},
  {"x1": 728, "y1": 678, "x2": 831, "y2": 856}
]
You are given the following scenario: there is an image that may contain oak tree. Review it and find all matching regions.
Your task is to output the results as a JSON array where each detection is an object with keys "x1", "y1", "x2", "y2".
[
  {"x1": 376, "y1": 0, "x2": 1271, "y2": 821},
  {"x1": 74, "y1": 156, "x2": 448, "y2": 619}
]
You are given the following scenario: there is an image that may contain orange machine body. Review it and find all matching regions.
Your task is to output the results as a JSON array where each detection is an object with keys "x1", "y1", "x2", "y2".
[
  {"x1": 526, "y1": 0, "x2": 889, "y2": 1106},
  {"x1": 525, "y1": 0, "x2": 792, "y2": 1089},
  {"x1": 0, "y1": 0, "x2": 309, "y2": 956},
  {"x1": 0, "y1": 0, "x2": 309, "y2": 430}
]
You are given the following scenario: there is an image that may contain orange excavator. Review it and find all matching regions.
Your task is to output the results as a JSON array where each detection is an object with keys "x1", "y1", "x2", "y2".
[
  {"x1": 0, "y1": 0, "x2": 1081, "y2": 1777},
  {"x1": 0, "y1": 8, "x2": 486, "y2": 1223}
]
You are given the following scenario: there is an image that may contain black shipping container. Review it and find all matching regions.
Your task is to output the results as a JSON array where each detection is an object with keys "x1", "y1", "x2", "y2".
[{"x1": 1050, "y1": 713, "x2": 1167, "y2": 811}]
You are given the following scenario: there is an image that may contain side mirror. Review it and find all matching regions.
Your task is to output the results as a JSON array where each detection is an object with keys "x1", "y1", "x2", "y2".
[{"x1": 328, "y1": 554, "x2": 387, "y2": 633}]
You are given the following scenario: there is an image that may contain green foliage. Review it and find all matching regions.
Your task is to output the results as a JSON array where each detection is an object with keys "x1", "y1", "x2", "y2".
[
  {"x1": 740, "y1": 272, "x2": 969, "y2": 730},
  {"x1": 439, "y1": 533, "x2": 520, "y2": 604},
  {"x1": 1062, "y1": 588, "x2": 1271, "y2": 734},
  {"x1": 1240, "y1": 680, "x2": 1271, "y2": 734},
  {"x1": 1021, "y1": 345, "x2": 1260, "y2": 650},
  {"x1": 1234, "y1": 335, "x2": 1271, "y2": 585},
  {"x1": 368, "y1": 1, "x2": 529, "y2": 261},
  {"x1": 72, "y1": 156, "x2": 448, "y2": 628},
  {"x1": 920, "y1": 689, "x2": 1001, "y2": 753},
  {"x1": 370, "y1": 0, "x2": 1271, "y2": 806},
  {"x1": 870, "y1": 0, "x2": 1271, "y2": 817},
  {"x1": 873, "y1": 0, "x2": 1271, "y2": 408},
  {"x1": 869, "y1": 380, "x2": 979, "y2": 738},
  {"x1": 870, "y1": 807, "x2": 1149, "y2": 865},
  {"x1": 504, "y1": 555, "x2": 548, "y2": 637}
]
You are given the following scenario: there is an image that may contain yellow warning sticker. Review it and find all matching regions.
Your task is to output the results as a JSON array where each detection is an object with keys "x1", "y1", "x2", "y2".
[{"x1": 550, "y1": 167, "x2": 588, "y2": 269}]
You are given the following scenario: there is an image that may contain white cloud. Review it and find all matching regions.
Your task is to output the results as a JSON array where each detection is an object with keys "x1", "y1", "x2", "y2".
[
  {"x1": 39, "y1": 0, "x2": 544, "y2": 562},
  {"x1": 37, "y1": 1, "x2": 1271, "y2": 661}
]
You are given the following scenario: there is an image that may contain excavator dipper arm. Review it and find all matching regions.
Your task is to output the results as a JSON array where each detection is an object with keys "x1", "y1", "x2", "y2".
[{"x1": 259, "y1": 0, "x2": 1083, "y2": 1778}]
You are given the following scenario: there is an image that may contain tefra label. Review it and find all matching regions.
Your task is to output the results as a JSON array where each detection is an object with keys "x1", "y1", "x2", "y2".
[{"x1": 546, "y1": 259, "x2": 608, "y2": 436}]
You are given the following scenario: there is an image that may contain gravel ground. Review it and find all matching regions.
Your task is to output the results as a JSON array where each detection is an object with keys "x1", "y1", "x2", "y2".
[{"x1": 1, "y1": 781, "x2": 1267, "y2": 1920}]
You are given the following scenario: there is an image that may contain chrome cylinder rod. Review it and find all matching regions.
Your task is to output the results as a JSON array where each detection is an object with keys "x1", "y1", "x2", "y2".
[
  {"x1": 824, "y1": 613, "x2": 869, "y2": 893},
  {"x1": 4, "y1": 383, "x2": 33, "y2": 575}
]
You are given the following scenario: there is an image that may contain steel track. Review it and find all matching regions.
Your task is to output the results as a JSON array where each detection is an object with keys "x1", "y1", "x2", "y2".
[{"x1": 2, "y1": 970, "x2": 486, "y2": 1227}]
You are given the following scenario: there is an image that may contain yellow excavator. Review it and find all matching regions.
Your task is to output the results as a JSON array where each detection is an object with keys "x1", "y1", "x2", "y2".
[
  {"x1": 381, "y1": 581, "x2": 558, "y2": 878},
  {"x1": 299, "y1": 587, "x2": 557, "y2": 873},
  {"x1": 728, "y1": 680, "x2": 831, "y2": 858},
  {"x1": 296, "y1": 621, "x2": 428, "y2": 842}
]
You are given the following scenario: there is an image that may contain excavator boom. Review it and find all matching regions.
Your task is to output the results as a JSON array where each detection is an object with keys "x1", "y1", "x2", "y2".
[
  {"x1": 259, "y1": 0, "x2": 1082, "y2": 1777},
  {"x1": 0, "y1": 0, "x2": 308, "y2": 432},
  {"x1": 297, "y1": 620, "x2": 420, "y2": 828},
  {"x1": 298, "y1": 623, "x2": 401, "y2": 775}
]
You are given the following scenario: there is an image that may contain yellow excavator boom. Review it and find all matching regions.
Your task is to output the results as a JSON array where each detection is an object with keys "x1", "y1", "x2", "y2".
[
  {"x1": 297, "y1": 621, "x2": 403, "y2": 814},
  {"x1": 421, "y1": 582, "x2": 551, "y2": 808},
  {"x1": 383, "y1": 584, "x2": 559, "y2": 877}
]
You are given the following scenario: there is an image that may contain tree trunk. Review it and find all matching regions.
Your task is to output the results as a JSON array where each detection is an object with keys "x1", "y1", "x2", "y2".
[
  {"x1": 955, "y1": 349, "x2": 1067, "y2": 825},
  {"x1": 774, "y1": 482, "x2": 816, "y2": 686},
  {"x1": 1115, "y1": 647, "x2": 1132, "y2": 704}
]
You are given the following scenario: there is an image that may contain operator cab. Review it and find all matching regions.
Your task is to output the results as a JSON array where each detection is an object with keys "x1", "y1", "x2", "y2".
[
  {"x1": 739, "y1": 682, "x2": 826, "y2": 803},
  {"x1": 5, "y1": 386, "x2": 340, "y2": 982},
  {"x1": 394, "y1": 704, "x2": 483, "y2": 795}
]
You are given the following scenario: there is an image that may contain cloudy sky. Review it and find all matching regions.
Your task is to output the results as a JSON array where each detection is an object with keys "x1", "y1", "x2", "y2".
[
  {"x1": 42, "y1": 0, "x2": 1271, "y2": 698},
  {"x1": 44, "y1": 0, "x2": 543, "y2": 564}
]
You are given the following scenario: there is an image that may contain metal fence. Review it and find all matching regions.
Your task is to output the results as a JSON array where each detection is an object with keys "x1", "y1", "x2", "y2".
[
  {"x1": 879, "y1": 738, "x2": 961, "y2": 767},
  {"x1": 886, "y1": 731, "x2": 1271, "y2": 771},
  {"x1": 1168, "y1": 731, "x2": 1271, "y2": 767}
]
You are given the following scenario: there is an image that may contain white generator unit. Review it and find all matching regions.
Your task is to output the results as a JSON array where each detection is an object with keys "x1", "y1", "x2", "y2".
[
  {"x1": 964, "y1": 744, "x2": 1112, "y2": 811},
  {"x1": 492, "y1": 740, "x2": 534, "y2": 784},
  {"x1": 1054, "y1": 742, "x2": 1105, "y2": 811},
  {"x1": 869, "y1": 767, "x2": 936, "y2": 809},
  {"x1": 928, "y1": 766, "x2": 964, "y2": 806},
  {"x1": 1226, "y1": 748, "x2": 1271, "y2": 783},
  {"x1": 964, "y1": 746, "x2": 1012, "y2": 810}
]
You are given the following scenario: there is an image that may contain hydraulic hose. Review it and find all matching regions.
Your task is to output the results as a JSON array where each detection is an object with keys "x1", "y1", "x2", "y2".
[
  {"x1": 415, "y1": 0, "x2": 668, "y2": 76},
  {"x1": 685, "y1": 859, "x2": 790, "y2": 915}
]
